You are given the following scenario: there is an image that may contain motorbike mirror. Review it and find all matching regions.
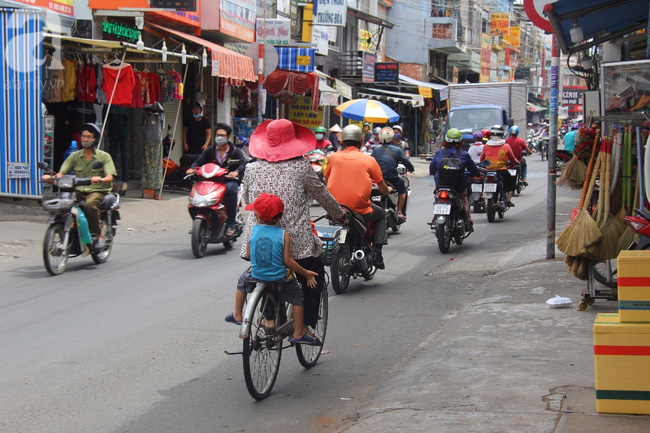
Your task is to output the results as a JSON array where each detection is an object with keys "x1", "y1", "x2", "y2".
[
  {"x1": 431, "y1": 119, "x2": 440, "y2": 131},
  {"x1": 92, "y1": 161, "x2": 104, "y2": 170},
  {"x1": 38, "y1": 161, "x2": 50, "y2": 170}
]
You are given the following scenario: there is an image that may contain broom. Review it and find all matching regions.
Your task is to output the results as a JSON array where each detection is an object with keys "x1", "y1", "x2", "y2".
[
  {"x1": 557, "y1": 142, "x2": 587, "y2": 189},
  {"x1": 557, "y1": 130, "x2": 602, "y2": 257}
]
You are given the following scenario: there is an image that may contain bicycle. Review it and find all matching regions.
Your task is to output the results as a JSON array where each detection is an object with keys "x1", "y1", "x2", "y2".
[{"x1": 226, "y1": 275, "x2": 329, "y2": 400}]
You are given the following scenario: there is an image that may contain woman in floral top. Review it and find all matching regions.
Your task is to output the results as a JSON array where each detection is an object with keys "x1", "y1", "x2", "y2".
[{"x1": 242, "y1": 119, "x2": 345, "y2": 328}]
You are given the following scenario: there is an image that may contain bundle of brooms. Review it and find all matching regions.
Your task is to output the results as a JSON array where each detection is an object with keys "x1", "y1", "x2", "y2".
[{"x1": 557, "y1": 128, "x2": 598, "y2": 189}]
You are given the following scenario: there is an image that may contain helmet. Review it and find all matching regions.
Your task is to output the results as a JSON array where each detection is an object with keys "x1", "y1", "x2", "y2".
[
  {"x1": 481, "y1": 129, "x2": 491, "y2": 139},
  {"x1": 315, "y1": 126, "x2": 327, "y2": 133},
  {"x1": 510, "y1": 125, "x2": 520, "y2": 136},
  {"x1": 378, "y1": 127, "x2": 394, "y2": 144},
  {"x1": 373, "y1": 127, "x2": 381, "y2": 135},
  {"x1": 341, "y1": 124, "x2": 363, "y2": 142},
  {"x1": 80, "y1": 123, "x2": 101, "y2": 138},
  {"x1": 489, "y1": 125, "x2": 506, "y2": 138},
  {"x1": 445, "y1": 128, "x2": 462, "y2": 143},
  {"x1": 392, "y1": 125, "x2": 402, "y2": 132},
  {"x1": 472, "y1": 131, "x2": 483, "y2": 142},
  {"x1": 527, "y1": 123, "x2": 533, "y2": 127}
]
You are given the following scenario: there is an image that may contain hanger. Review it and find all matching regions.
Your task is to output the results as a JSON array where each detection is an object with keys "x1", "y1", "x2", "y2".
[
  {"x1": 143, "y1": 64, "x2": 150, "y2": 73},
  {"x1": 103, "y1": 53, "x2": 109, "y2": 64},
  {"x1": 111, "y1": 53, "x2": 122, "y2": 65}
]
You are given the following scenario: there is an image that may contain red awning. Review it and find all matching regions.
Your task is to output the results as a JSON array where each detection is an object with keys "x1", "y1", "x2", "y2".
[
  {"x1": 264, "y1": 70, "x2": 320, "y2": 113},
  {"x1": 151, "y1": 24, "x2": 255, "y2": 85}
]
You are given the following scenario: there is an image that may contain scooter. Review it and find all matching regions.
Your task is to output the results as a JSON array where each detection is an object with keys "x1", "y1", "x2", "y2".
[
  {"x1": 483, "y1": 168, "x2": 512, "y2": 223},
  {"x1": 468, "y1": 170, "x2": 485, "y2": 213},
  {"x1": 327, "y1": 205, "x2": 378, "y2": 294},
  {"x1": 38, "y1": 161, "x2": 120, "y2": 276},
  {"x1": 305, "y1": 149, "x2": 328, "y2": 182},
  {"x1": 623, "y1": 208, "x2": 650, "y2": 250},
  {"x1": 429, "y1": 185, "x2": 472, "y2": 253},
  {"x1": 509, "y1": 162, "x2": 526, "y2": 196},
  {"x1": 371, "y1": 164, "x2": 410, "y2": 232},
  {"x1": 187, "y1": 162, "x2": 243, "y2": 258},
  {"x1": 162, "y1": 124, "x2": 193, "y2": 192}
]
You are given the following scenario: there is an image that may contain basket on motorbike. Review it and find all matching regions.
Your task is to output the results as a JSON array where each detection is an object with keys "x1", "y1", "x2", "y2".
[
  {"x1": 315, "y1": 225, "x2": 341, "y2": 266},
  {"x1": 41, "y1": 186, "x2": 75, "y2": 212}
]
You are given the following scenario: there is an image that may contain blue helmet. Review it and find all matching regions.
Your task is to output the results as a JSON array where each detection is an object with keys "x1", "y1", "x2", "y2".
[{"x1": 510, "y1": 125, "x2": 520, "y2": 136}]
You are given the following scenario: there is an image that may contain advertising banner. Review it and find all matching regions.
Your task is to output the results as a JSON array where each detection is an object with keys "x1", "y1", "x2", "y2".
[
  {"x1": 256, "y1": 18, "x2": 291, "y2": 45},
  {"x1": 17, "y1": 0, "x2": 73, "y2": 16},
  {"x1": 490, "y1": 12, "x2": 509, "y2": 36},
  {"x1": 480, "y1": 33, "x2": 491, "y2": 83},
  {"x1": 312, "y1": 0, "x2": 346, "y2": 27},
  {"x1": 503, "y1": 26, "x2": 520, "y2": 48},
  {"x1": 359, "y1": 29, "x2": 373, "y2": 52},
  {"x1": 362, "y1": 52, "x2": 376, "y2": 83},
  {"x1": 374, "y1": 62, "x2": 398, "y2": 84},
  {"x1": 220, "y1": 0, "x2": 256, "y2": 42},
  {"x1": 287, "y1": 96, "x2": 324, "y2": 129}
]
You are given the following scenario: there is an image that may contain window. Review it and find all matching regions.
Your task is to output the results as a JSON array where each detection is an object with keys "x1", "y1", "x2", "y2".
[{"x1": 432, "y1": 23, "x2": 452, "y2": 39}]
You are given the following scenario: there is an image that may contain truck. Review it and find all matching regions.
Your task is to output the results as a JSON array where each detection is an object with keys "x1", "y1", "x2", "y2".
[{"x1": 443, "y1": 82, "x2": 528, "y2": 150}]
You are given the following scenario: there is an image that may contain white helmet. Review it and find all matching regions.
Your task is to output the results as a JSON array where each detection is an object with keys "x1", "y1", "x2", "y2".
[{"x1": 378, "y1": 127, "x2": 394, "y2": 144}]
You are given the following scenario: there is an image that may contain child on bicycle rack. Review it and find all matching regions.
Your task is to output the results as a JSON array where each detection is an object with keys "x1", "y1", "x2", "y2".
[{"x1": 225, "y1": 192, "x2": 320, "y2": 345}]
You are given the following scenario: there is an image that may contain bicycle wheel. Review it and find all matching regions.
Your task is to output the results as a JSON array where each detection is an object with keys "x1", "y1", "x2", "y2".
[
  {"x1": 296, "y1": 286, "x2": 328, "y2": 368},
  {"x1": 242, "y1": 287, "x2": 282, "y2": 400}
]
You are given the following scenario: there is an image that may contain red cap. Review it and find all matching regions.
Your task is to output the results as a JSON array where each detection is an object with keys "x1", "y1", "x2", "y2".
[{"x1": 245, "y1": 192, "x2": 284, "y2": 222}]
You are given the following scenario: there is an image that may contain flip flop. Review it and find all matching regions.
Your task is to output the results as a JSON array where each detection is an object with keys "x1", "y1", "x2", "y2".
[
  {"x1": 224, "y1": 313, "x2": 242, "y2": 325},
  {"x1": 289, "y1": 333, "x2": 321, "y2": 345}
]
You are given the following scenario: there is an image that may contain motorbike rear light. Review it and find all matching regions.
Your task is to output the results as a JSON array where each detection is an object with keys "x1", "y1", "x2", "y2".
[
  {"x1": 439, "y1": 190, "x2": 449, "y2": 202},
  {"x1": 486, "y1": 175, "x2": 496, "y2": 182},
  {"x1": 625, "y1": 216, "x2": 649, "y2": 234}
]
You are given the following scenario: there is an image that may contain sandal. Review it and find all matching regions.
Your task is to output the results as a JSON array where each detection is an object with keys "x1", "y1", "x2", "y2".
[
  {"x1": 224, "y1": 313, "x2": 242, "y2": 325},
  {"x1": 289, "y1": 333, "x2": 321, "y2": 345},
  {"x1": 225, "y1": 226, "x2": 236, "y2": 237}
]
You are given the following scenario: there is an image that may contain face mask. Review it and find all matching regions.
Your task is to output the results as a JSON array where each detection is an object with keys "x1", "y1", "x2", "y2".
[
  {"x1": 193, "y1": 112, "x2": 202, "y2": 119},
  {"x1": 393, "y1": 133, "x2": 401, "y2": 140},
  {"x1": 315, "y1": 133, "x2": 324, "y2": 140},
  {"x1": 81, "y1": 139, "x2": 96, "y2": 149},
  {"x1": 215, "y1": 136, "x2": 228, "y2": 146}
]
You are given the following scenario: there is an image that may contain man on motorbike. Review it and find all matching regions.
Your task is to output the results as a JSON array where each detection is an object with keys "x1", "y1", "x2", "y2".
[
  {"x1": 391, "y1": 125, "x2": 410, "y2": 157},
  {"x1": 314, "y1": 126, "x2": 332, "y2": 150},
  {"x1": 480, "y1": 125, "x2": 518, "y2": 207},
  {"x1": 187, "y1": 122, "x2": 248, "y2": 237},
  {"x1": 505, "y1": 125, "x2": 532, "y2": 186},
  {"x1": 363, "y1": 127, "x2": 382, "y2": 153},
  {"x1": 371, "y1": 126, "x2": 414, "y2": 222},
  {"x1": 429, "y1": 128, "x2": 480, "y2": 229},
  {"x1": 468, "y1": 130, "x2": 484, "y2": 164},
  {"x1": 42, "y1": 123, "x2": 117, "y2": 250},
  {"x1": 325, "y1": 125, "x2": 392, "y2": 269}
]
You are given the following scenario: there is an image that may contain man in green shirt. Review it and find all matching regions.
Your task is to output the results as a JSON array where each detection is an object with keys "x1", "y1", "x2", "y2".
[{"x1": 43, "y1": 123, "x2": 117, "y2": 249}]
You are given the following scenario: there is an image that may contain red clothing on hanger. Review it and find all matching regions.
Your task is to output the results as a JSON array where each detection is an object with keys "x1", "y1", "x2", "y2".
[
  {"x1": 102, "y1": 63, "x2": 136, "y2": 106},
  {"x1": 76, "y1": 63, "x2": 97, "y2": 103}
]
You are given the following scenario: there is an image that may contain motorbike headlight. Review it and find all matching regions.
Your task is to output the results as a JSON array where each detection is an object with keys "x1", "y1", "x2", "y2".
[{"x1": 189, "y1": 192, "x2": 218, "y2": 207}]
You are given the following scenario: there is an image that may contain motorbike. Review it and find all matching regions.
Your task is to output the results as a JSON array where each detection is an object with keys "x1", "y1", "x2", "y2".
[
  {"x1": 305, "y1": 149, "x2": 328, "y2": 182},
  {"x1": 162, "y1": 124, "x2": 193, "y2": 192},
  {"x1": 429, "y1": 185, "x2": 472, "y2": 253},
  {"x1": 468, "y1": 170, "x2": 486, "y2": 213},
  {"x1": 539, "y1": 138, "x2": 549, "y2": 160},
  {"x1": 509, "y1": 162, "x2": 526, "y2": 196},
  {"x1": 38, "y1": 161, "x2": 120, "y2": 276},
  {"x1": 327, "y1": 205, "x2": 378, "y2": 294},
  {"x1": 187, "y1": 162, "x2": 244, "y2": 258},
  {"x1": 624, "y1": 208, "x2": 650, "y2": 250},
  {"x1": 483, "y1": 167, "x2": 512, "y2": 223},
  {"x1": 371, "y1": 164, "x2": 410, "y2": 232}
]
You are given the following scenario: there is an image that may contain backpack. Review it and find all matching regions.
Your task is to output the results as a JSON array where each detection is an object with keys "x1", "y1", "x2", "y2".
[{"x1": 437, "y1": 148, "x2": 466, "y2": 191}]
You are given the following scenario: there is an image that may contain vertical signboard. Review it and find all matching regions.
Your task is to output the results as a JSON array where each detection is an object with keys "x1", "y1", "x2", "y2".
[
  {"x1": 490, "y1": 12, "x2": 510, "y2": 36},
  {"x1": 362, "y1": 52, "x2": 376, "y2": 83},
  {"x1": 480, "y1": 33, "x2": 491, "y2": 83}
]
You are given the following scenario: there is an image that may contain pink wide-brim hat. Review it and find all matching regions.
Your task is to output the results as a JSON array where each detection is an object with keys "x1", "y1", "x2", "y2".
[{"x1": 249, "y1": 119, "x2": 316, "y2": 162}]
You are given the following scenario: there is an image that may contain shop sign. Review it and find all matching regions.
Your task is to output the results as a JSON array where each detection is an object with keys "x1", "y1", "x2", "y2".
[
  {"x1": 374, "y1": 62, "x2": 399, "y2": 84},
  {"x1": 418, "y1": 87, "x2": 432, "y2": 98},
  {"x1": 362, "y1": 52, "x2": 375, "y2": 84},
  {"x1": 439, "y1": 87, "x2": 448, "y2": 101},
  {"x1": 287, "y1": 96, "x2": 324, "y2": 129},
  {"x1": 311, "y1": 25, "x2": 329, "y2": 56},
  {"x1": 490, "y1": 13, "x2": 509, "y2": 36},
  {"x1": 335, "y1": 79, "x2": 352, "y2": 100},
  {"x1": 8, "y1": 162, "x2": 30, "y2": 179},
  {"x1": 296, "y1": 55, "x2": 311, "y2": 66},
  {"x1": 562, "y1": 87, "x2": 586, "y2": 105},
  {"x1": 150, "y1": 0, "x2": 196, "y2": 11},
  {"x1": 503, "y1": 26, "x2": 520, "y2": 48},
  {"x1": 359, "y1": 29, "x2": 373, "y2": 52},
  {"x1": 256, "y1": 18, "x2": 291, "y2": 45},
  {"x1": 102, "y1": 20, "x2": 140, "y2": 42},
  {"x1": 16, "y1": 0, "x2": 73, "y2": 17},
  {"x1": 212, "y1": 60, "x2": 219, "y2": 76},
  {"x1": 312, "y1": 0, "x2": 346, "y2": 27},
  {"x1": 220, "y1": 0, "x2": 256, "y2": 43}
]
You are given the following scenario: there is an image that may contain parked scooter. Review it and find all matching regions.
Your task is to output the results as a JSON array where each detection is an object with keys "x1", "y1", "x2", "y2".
[
  {"x1": 162, "y1": 124, "x2": 193, "y2": 192},
  {"x1": 371, "y1": 164, "x2": 410, "y2": 232},
  {"x1": 327, "y1": 206, "x2": 378, "y2": 294},
  {"x1": 623, "y1": 208, "x2": 650, "y2": 250},
  {"x1": 187, "y1": 162, "x2": 243, "y2": 258},
  {"x1": 483, "y1": 167, "x2": 512, "y2": 223},
  {"x1": 38, "y1": 161, "x2": 120, "y2": 276},
  {"x1": 429, "y1": 185, "x2": 472, "y2": 253}
]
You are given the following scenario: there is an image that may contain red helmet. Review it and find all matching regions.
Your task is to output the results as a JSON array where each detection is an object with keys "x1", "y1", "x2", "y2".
[{"x1": 481, "y1": 128, "x2": 491, "y2": 142}]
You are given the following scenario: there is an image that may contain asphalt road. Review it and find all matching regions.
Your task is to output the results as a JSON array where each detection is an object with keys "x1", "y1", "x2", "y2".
[{"x1": 0, "y1": 158, "x2": 565, "y2": 433}]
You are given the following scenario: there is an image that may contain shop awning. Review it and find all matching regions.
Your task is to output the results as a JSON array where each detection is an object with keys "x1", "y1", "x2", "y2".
[
  {"x1": 527, "y1": 102, "x2": 547, "y2": 113},
  {"x1": 275, "y1": 47, "x2": 315, "y2": 73},
  {"x1": 398, "y1": 74, "x2": 447, "y2": 90},
  {"x1": 357, "y1": 88, "x2": 425, "y2": 107},
  {"x1": 545, "y1": 0, "x2": 649, "y2": 55},
  {"x1": 264, "y1": 69, "x2": 320, "y2": 113},
  {"x1": 319, "y1": 80, "x2": 339, "y2": 106},
  {"x1": 151, "y1": 24, "x2": 255, "y2": 85}
]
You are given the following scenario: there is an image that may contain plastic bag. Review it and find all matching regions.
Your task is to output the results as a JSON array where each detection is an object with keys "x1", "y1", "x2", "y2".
[{"x1": 546, "y1": 295, "x2": 574, "y2": 309}]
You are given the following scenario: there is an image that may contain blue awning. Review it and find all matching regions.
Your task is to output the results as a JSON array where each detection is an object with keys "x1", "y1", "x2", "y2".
[
  {"x1": 545, "y1": 0, "x2": 649, "y2": 55},
  {"x1": 275, "y1": 47, "x2": 315, "y2": 73}
]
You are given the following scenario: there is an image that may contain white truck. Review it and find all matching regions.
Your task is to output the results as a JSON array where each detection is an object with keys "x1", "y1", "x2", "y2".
[{"x1": 444, "y1": 82, "x2": 528, "y2": 150}]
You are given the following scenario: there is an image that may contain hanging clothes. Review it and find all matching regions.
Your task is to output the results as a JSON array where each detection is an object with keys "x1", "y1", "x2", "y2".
[
  {"x1": 168, "y1": 69, "x2": 183, "y2": 101},
  {"x1": 61, "y1": 58, "x2": 76, "y2": 102},
  {"x1": 76, "y1": 62, "x2": 97, "y2": 103},
  {"x1": 141, "y1": 102, "x2": 165, "y2": 190},
  {"x1": 102, "y1": 63, "x2": 136, "y2": 106},
  {"x1": 42, "y1": 56, "x2": 64, "y2": 102}
]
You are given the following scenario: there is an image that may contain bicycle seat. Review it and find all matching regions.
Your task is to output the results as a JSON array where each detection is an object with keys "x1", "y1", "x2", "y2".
[{"x1": 100, "y1": 193, "x2": 120, "y2": 210}]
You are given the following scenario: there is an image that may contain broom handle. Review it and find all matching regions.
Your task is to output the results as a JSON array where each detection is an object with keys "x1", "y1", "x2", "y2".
[
  {"x1": 578, "y1": 129, "x2": 601, "y2": 210},
  {"x1": 584, "y1": 151, "x2": 602, "y2": 213},
  {"x1": 604, "y1": 139, "x2": 611, "y2": 219}
]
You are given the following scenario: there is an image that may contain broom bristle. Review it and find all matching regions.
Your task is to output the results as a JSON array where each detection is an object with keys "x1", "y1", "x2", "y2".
[
  {"x1": 562, "y1": 156, "x2": 587, "y2": 183},
  {"x1": 557, "y1": 210, "x2": 602, "y2": 256}
]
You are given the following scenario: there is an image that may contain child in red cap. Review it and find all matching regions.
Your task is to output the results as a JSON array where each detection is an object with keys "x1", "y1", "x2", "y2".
[{"x1": 225, "y1": 192, "x2": 320, "y2": 344}]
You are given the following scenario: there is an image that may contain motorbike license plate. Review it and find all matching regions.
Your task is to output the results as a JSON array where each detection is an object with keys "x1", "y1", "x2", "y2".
[
  {"x1": 338, "y1": 229, "x2": 347, "y2": 244},
  {"x1": 434, "y1": 204, "x2": 451, "y2": 215},
  {"x1": 508, "y1": 169, "x2": 517, "y2": 176},
  {"x1": 471, "y1": 183, "x2": 483, "y2": 192},
  {"x1": 484, "y1": 183, "x2": 497, "y2": 193}
]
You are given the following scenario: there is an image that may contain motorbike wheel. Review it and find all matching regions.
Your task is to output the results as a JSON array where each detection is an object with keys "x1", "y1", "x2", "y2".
[
  {"x1": 191, "y1": 218, "x2": 209, "y2": 258},
  {"x1": 486, "y1": 198, "x2": 496, "y2": 223},
  {"x1": 436, "y1": 220, "x2": 451, "y2": 254},
  {"x1": 91, "y1": 220, "x2": 113, "y2": 264},
  {"x1": 472, "y1": 202, "x2": 482, "y2": 213},
  {"x1": 330, "y1": 243, "x2": 351, "y2": 294},
  {"x1": 43, "y1": 223, "x2": 68, "y2": 276}
]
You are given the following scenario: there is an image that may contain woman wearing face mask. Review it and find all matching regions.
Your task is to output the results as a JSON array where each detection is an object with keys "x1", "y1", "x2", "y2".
[
  {"x1": 187, "y1": 123, "x2": 248, "y2": 236},
  {"x1": 314, "y1": 126, "x2": 332, "y2": 150}
]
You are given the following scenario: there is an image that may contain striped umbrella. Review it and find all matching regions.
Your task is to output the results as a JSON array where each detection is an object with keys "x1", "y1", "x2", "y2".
[{"x1": 334, "y1": 99, "x2": 400, "y2": 123}]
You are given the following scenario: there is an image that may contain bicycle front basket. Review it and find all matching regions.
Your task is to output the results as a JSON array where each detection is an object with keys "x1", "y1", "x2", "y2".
[{"x1": 315, "y1": 225, "x2": 341, "y2": 266}]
